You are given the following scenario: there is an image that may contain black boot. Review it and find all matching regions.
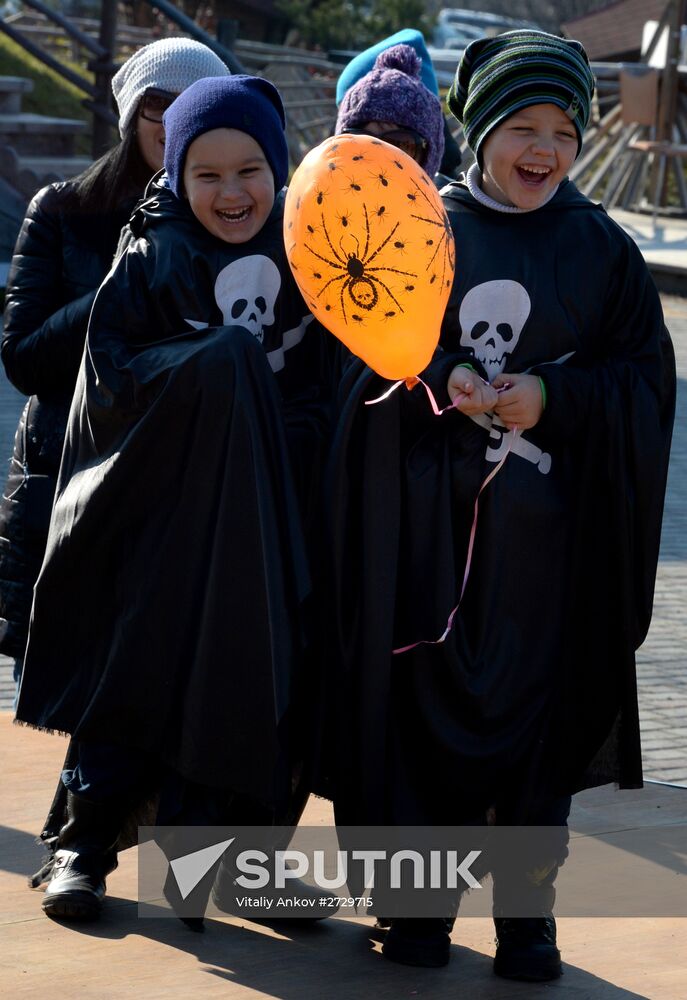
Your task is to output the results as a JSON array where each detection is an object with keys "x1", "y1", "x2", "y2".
[
  {"x1": 42, "y1": 791, "x2": 121, "y2": 921},
  {"x1": 373, "y1": 915, "x2": 454, "y2": 936},
  {"x1": 382, "y1": 918, "x2": 452, "y2": 967},
  {"x1": 210, "y1": 782, "x2": 339, "y2": 922},
  {"x1": 493, "y1": 915, "x2": 562, "y2": 981},
  {"x1": 491, "y1": 845, "x2": 564, "y2": 982}
]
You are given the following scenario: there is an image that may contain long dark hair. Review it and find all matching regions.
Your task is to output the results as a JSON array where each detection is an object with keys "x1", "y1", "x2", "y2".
[{"x1": 66, "y1": 110, "x2": 153, "y2": 215}]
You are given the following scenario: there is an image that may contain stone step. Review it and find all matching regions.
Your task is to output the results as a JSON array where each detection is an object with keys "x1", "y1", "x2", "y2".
[
  {"x1": 0, "y1": 76, "x2": 33, "y2": 114},
  {"x1": 18, "y1": 154, "x2": 92, "y2": 180},
  {"x1": 0, "y1": 112, "x2": 87, "y2": 155},
  {"x1": 0, "y1": 143, "x2": 91, "y2": 211}
]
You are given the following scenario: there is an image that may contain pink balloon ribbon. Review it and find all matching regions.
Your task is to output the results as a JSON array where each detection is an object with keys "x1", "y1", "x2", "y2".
[{"x1": 364, "y1": 376, "x2": 518, "y2": 655}]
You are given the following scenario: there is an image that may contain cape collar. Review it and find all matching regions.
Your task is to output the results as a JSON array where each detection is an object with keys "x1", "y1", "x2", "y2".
[{"x1": 465, "y1": 163, "x2": 559, "y2": 214}]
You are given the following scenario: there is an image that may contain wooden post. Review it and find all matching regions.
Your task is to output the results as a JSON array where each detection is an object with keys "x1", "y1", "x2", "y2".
[
  {"x1": 656, "y1": 0, "x2": 685, "y2": 142},
  {"x1": 92, "y1": 0, "x2": 118, "y2": 159},
  {"x1": 650, "y1": 0, "x2": 686, "y2": 207}
]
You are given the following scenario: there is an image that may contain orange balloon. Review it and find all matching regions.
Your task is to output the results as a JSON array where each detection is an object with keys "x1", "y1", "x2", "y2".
[{"x1": 284, "y1": 134, "x2": 455, "y2": 381}]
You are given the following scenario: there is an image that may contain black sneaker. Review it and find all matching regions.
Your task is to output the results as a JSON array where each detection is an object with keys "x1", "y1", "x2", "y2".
[
  {"x1": 493, "y1": 916, "x2": 562, "y2": 981},
  {"x1": 382, "y1": 918, "x2": 451, "y2": 968}
]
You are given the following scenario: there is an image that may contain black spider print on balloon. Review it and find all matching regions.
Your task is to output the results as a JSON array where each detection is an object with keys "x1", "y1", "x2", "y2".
[
  {"x1": 370, "y1": 169, "x2": 389, "y2": 188},
  {"x1": 343, "y1": 174, "x2": 362, "y2": 192},
  {"x1": 303, "y1": 204, "x2": 417, "y2": 325},
  {"x1": 408, "y1": 179, "x2": 455, "y2": 288}
]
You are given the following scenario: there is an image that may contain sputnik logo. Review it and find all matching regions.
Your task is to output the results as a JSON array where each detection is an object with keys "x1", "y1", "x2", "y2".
[{"x1": 168, "y1": 837, "x2": 235, "y2": 900}]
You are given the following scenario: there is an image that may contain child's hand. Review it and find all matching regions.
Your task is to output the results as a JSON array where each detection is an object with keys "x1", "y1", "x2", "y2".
[
  {"x1": 448, "y1": 366, "x2": 499, "y2": 415},
  {"x1": 492, "y1": 373, "x2": 544, "y2": 430}
]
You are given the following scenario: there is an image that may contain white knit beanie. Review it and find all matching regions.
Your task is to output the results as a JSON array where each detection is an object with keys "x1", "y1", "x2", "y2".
[{"x1": 112, "y1": 37, "x2": 231, "y2": 137}]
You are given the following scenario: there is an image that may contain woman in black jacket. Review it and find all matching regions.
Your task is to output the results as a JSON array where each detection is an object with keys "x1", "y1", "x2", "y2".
[{"x1": 0, "y1": 37, "x2": 230, "y2": 688}]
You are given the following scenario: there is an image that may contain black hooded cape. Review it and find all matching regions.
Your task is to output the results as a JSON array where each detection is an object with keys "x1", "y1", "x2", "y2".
[
  {"x1": 15, "y1": 180, "x2": 332, "y2": 810},
  {"x1": 327, "y1": 179, "x2": 675, "y2": 825}
]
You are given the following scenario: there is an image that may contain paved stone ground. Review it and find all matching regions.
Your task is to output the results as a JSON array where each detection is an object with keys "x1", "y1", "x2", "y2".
[
  {"x1": 0, "y1": 372, "x2": 22, "y2": 713},
  {"x1": 635, "y1": 294, "x2": 687, "y2": 785},
  {"x1": 0, "y1": 297, "x2": 685, "y2": 786}
]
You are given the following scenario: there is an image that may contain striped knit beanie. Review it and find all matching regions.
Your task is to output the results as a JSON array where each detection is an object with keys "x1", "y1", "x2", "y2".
[{"x1": 447, "y1": 30, "x2": 595, "y2": 165}]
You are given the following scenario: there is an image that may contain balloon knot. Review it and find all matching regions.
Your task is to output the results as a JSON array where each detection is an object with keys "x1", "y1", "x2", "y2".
[{"x1": 404, "y1": 376, "x2": 420, "y2": 390}]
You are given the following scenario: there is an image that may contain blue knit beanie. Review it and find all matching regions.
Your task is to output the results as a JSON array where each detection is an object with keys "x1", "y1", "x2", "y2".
[
  {"x1": 335, "y1": 28, "x2": 439, "y2": 105},
  {"x1": 163, "y1": 75, "x2": 289, "y2": 198},
  {"x1": 335, "y1": 45, "x2": 445, "y2": 177}
]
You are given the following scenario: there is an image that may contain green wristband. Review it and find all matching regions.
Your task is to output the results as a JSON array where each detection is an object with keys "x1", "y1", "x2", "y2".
[{"x1": 537, "y1": 375, "x2": 547, "y2": 410}]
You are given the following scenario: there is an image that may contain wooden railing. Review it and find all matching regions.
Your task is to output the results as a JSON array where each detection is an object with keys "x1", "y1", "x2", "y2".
[{"x1": 2, "y1": 2, "x2": 685, "y2": 213}]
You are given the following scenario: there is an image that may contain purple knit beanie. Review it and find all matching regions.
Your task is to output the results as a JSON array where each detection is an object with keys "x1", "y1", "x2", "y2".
[{"x1": 335, "y1": 44, "x2": 445, "y2": 177}]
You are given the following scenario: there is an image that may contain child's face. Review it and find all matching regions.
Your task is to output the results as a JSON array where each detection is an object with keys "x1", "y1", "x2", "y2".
[
  {"x1": 480, "y1": 103, "x2": 578, "y2": 210},
  {"x1": 183, "y1": 128, "x2": 275, "y2": 244}
]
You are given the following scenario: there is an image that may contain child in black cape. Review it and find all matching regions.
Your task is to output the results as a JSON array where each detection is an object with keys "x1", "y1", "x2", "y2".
[
  {"x1": 326, "y1": 31, "x2": 675, "y2": 979},
  {"x1": 16, "y1": 75, "x2": 332, "y2": 922}
]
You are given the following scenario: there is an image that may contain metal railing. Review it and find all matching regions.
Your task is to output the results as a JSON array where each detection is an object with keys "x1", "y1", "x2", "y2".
[{"x1": 0, "y1": 1, "x2": 345, "y2": 168}]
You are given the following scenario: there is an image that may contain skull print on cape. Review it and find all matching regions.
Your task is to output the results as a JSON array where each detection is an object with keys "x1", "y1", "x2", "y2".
[
  {"x1": 215, "y1": 255, "x2": 281, "y2": 344},
  {"x1": 457, "y1": 278, "x2": 570, "y2": 476},
  {"x1": 459, "y1": 279, "x2": 530, "y2": 382},
  {"x1": 183, "y1": 251, "x2": 313, "y2": 373}
]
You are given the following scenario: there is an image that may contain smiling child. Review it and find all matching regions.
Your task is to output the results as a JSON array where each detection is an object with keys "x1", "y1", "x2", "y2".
[
  {"x1": 16, "y1": 75, "x2": 332, "y2": 922},
  {"x1": 326, "y1": 30, "x2": 675, "y2": 982}
]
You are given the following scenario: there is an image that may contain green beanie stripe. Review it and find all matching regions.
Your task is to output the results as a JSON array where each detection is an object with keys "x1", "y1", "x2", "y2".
[{"x1": 447, "y1": 29, "x2": 595, "y2": 162}]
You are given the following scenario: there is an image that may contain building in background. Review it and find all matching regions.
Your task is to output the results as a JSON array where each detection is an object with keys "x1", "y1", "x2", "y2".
[{"x1": 562, "y1": 0, "x2": 670, "y2": 61}]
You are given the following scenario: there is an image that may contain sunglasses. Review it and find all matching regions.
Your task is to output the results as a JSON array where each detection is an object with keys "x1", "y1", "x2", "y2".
[
  {"x1": 138, "y1": 87, "x2": 179, "y2": 123},
  {"x1": 343, "y1": 126, "x2": 428, "y2": 165}
]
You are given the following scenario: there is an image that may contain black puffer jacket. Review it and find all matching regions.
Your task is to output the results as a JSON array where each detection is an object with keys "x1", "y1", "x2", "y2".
[{"x1": 0, "y1": 180, "x2": 135, "y2": 657}]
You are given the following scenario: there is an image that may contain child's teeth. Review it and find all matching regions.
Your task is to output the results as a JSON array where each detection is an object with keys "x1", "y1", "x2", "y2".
[{"x1": 220, "y1": 208, "x2": 250, "y2": 221}]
